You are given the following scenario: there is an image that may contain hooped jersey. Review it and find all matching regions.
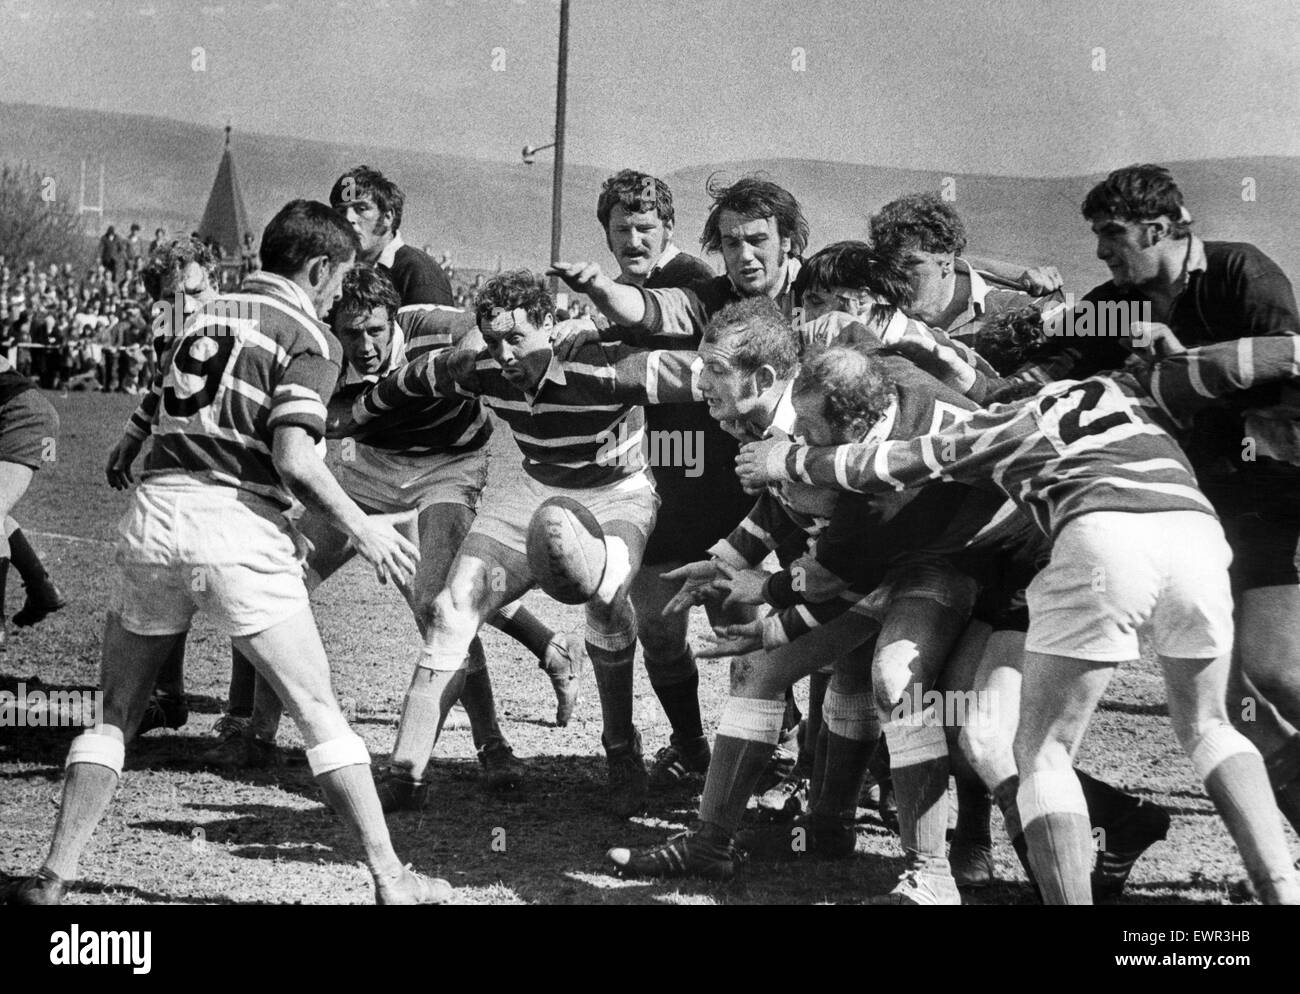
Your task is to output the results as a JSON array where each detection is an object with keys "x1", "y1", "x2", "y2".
[{"x1": 142, "y1": 271, "x2": 341, "y2": 508}]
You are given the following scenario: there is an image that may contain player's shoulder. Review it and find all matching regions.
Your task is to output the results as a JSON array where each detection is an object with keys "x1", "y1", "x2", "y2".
[
  {"x1": 651, "y1": 252, "x2": 715, "y2": 289},
  {"x1": 397, "y1": 303, "x2": 475, "y2": 340}
]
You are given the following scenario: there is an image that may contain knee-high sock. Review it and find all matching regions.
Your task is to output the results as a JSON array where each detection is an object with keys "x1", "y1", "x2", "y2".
[
  {"x1": 490, "y1": 602, "x2": 554, "y2": 660},
  {"x1": 228, "y1": 646, "x2": 258, "y2": 719},
  {"x1": 315, "y1": 764, "x2": 404, "y2": 881},
  {"x1": 954, "y1": 764, "x2": 993, "y2": 847},
  {"x1": 991, "y1": 774, "x2": 1039, "y2": 888},
  {"x1": 1018, "y1": 769, "x2": 1094, "y2": 904},
  {"x1": 0, "y1": 556, "x2": 9, "y2": 617},
  {"x1": 1076, "y1": 768, "x2": 1138, "y2": 830},
  {"x1": 698, "y1": 697, "x2": 787, "y2": 837},
  {"x1": 153, "y1": 638, "x2": 187, "y2": 700},
  {"x1": 389, "y1": 664, "x2": 466, "y2": 782},
  {"x1": 815, "y1": 689, "x2": 878, "y2": 819},
  {"x1": 799, "y1": 669, "x2": 830, "y2": 782},
  {"x1": 1264, "y1": 735, "x2": 1300, "y2": 836},
  {"x1": 782, "y1": 686, "x2": 802, "y2": 736},
  {"x1": 44, "y1": 733, "x2": 126, "y2": 881},
  {"x1": 884, "y1": 715, "x2": 950, "y2": 860},
  {"x1": 459, "y1": 637, "x2": 507, "y2": 752},
  {"x1": 648, "y1": 648, "x2": 703, "y2": 742},
  {"x1": 1192, "y1": 724, "x2": 1296, "y2": 901},
  {"x1": 250, "y1": 672, "x2": 285, "y2": 742},
  {"x1": 587, "y1": 622, "x2": 637, "y2": 751},
  {"x1": 7, "y1": 526, "x2": 51, "y2": 589}
]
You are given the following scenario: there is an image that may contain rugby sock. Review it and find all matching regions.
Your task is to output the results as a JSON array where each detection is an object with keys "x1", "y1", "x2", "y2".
[
  {"x1": 1076, "y1": 768, "x2": 1138, "y2": 829},
  {"x1": 459, "y1": 637, "x2": 507, "y2": 752},
  {"x1": 1018, "y1": 769, "x2": 1093, "y2": 904},
  {"x1": 815, "y1": 689, "x2": 878, "y2": 819},
  {"x1": 0, "y1": 557, "x2": 8, "y2": 618},
  {"x1": 1264, "y1": 735, "x2": 1300, "y2": 835},
  {"x1": 389, "y1": 664, "x2": 466, "y2": 783},
  {"x1": 698, "y1": 697, "x2": 787, "y2": 836},
  {"x1": 153, "y1": 639, "x2": 186, "y2": 701},
  {"x1": 489, "y1": 602, "x2": 553, "y2": 660},
  {"x1": 6, "y1": 526, "x2": 51, "y2": 589},
  {"x1": 588, "y1": 624, "x2": 637, "y2": 752},
  {"x1": 954, "y1": 766, "x2": 993, "y2": 848},
  {"x1": 1192, "y1": 724, "x2": 1297, "y2": 901},
  {"x1": 782, "y1": 686, "x2": 802, "y2": 738},
  {"x1": 250, "y1": 673, "x2": 284, "y2": 742},
  {"x1": 307, "y1": 735, "x2": 403, "y2": 882},
  {"x1": 44, "y1": 732, "x2": 126, "y2": 881},
  {"x1": 800, "y1": 669, "x2": 830, "y2": 781},
  {"x1": 647, "y1": 648, "x2": 703, "y2": 742},
  {"x1": 227, "y1": 647, "x2": 257, "y2": 719},
  {"x1": 884, "y1": 714, "x2": 950, "y2": 860}
]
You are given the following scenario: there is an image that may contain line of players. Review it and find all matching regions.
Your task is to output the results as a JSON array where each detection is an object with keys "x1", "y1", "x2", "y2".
[{"x1": 5, "y1": 162, "x2": 1300, "y2": 905}]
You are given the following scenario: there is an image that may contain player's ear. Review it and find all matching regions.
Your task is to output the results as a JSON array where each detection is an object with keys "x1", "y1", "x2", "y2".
[
  {"x1": 306, "y1": 255, "x2": 329, "y2": 289},
  {"x1": 755, "y1": 363, "x2": 778, "y2": 393},
  {"x1": 662, "y1": 218, "x2": 674, "y2": 242}
]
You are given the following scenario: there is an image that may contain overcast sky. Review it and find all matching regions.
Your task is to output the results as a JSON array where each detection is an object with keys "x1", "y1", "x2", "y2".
[{"x1": 2, "y1": 0, "x2": 1297, "y2": 176}]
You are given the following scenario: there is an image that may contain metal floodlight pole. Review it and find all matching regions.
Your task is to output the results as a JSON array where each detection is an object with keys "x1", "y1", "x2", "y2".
[{"x1": 549, "y1": 0, "x2": 570, "y2": 297}]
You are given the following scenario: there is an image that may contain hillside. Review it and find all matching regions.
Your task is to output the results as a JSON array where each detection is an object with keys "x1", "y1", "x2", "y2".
[{"x1": 5, "y1": 101, "x2": 1300, "y2": 289}]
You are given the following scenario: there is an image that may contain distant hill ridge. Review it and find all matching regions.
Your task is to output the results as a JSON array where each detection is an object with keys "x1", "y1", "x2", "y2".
[{"x1": 4, "y1": 101, "x2": 1299, "y2": 290}]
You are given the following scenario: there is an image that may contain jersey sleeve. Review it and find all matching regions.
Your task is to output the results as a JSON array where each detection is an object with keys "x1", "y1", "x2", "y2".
[
  {"x1": 397, "y1": 305, "x2": 478, "y2": 359},
  {"x1": 352, "y1": 348, "x2": 483, "y2": 424},
  {"x1": 707, "y1": 490, "x2": 808, "y2": 568},
  {"x1": 267, "y1": 351, "x2": 340, "y2": 440},
  {"x1": 1146, "y1": 337, "x2": 1300, "y2": 422},
  {"x1": 639, "y1": 285, "x2": 709, "y2": 338},
  {"x1": 602, "y1": 345, "x2": 704, "y2": 405}
]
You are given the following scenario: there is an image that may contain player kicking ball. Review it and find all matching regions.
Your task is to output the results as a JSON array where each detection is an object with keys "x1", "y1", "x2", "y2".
[
  {"x1": 351, "y1": 270, "x2": 707, "y2": 817},
  {"x1": 1, "y1": 201, "x2": 450, "y2": 906},
  {"x1": 735, "y1": 335, "x2": 1300, "y2": 904}
]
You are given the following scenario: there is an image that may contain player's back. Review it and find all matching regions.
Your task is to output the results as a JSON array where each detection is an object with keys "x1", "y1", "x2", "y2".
[{"x1": 144, "y1": 270, "x2": 342, "y2": 509}]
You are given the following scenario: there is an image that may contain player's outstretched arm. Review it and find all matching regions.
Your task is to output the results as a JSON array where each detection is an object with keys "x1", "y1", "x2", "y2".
[
  {"x1": 604, "y1": 346, "x2": 703, "y2": 405},
  {"x1": 271, "y1": 425, "x2": 419, "y2": 586},
  {"x1": 965, "y1": 255, "x2": 1064, "y2": 295},
  {"x1": 351, "y1": 349, "x2": 478, "y2": 425},
  {"x1": 1145, "y1": 336, "x2": 1300, "y2": 420},
  {"x1": 548, "y1": 262, "x2": 648, "y2": 328}
]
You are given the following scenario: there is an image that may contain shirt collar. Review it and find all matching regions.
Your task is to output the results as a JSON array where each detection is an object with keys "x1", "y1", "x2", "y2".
[
  {"x1": 523, "y1": 349, "x2": 568, "y2": 401},
  {"x1": 950, "y1": 256, "x2": 991, "y2": 322},
  {"x1": 766, "y1": 380, "x2": 799, "y2": 439},
  {"x1": 377, "y1": 231, "x2": 405, "y2": 269},
  {"x1": 1184, "y1": 235, "x2": 1209, "y2": 277},
  {"x1": 649, "y1": 242, "x2": 680, "y2": 277},
  {"x1": 243, "y1": 270, "x2": 318, "y2": 319}
]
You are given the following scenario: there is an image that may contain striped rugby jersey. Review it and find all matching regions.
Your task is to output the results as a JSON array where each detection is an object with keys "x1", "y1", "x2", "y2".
[
  {"x1": 338, "y1": 303, "x2": 492, "y2": 456},
  {"x1": 141, "y1": 271, "x2": 342, "y2": 508},
  {"x1": 353, "y1": 340, "x2": 705, "y2": 489},
  {"x1": 760, "y1": 337, "x2": 1300, "y2": 540}
]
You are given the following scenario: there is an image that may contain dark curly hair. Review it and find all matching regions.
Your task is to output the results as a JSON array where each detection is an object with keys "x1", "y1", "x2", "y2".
[
  {"x1": 700, "y1": 174, "x2": 808, "y2": 257},
  {"x1": 597, "y1": 169, "x2": 675, "y2": 230},
  {"x1": 474, "y1": 270, "x2": 553, "y2": 328},
  {"x1": 970, "y1": 305, "x2": 1051, "y2": 376},
  {"x1": 329, "y1": 165, "x2": 406, "y2": 232},
  {"x1": 1081, "y1": 164, "x2": 1190, "y2": 237},
  {"x1": 141, "y1": 236, "x2": 218, "y2": 302},
  {"x1": 333, "y1": 263, "x2": 401, "y2": 327},
  {"x1": 794, "y1": 239, "x2": 916, "y2": 316},
  {"x1": 869, "y1": 192, "x2": 968, "y2": 261},
  {"x1": 793, "y1": 345, "x2": 896, "y2": 442}
]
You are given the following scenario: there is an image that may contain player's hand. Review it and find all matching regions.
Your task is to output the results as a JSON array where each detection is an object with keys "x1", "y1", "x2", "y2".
[
  {"x1": 445, "y1": 348, "x2": 479, "y2": 388},
  {"x1": 1019, "y1": 266, "x2": 1064, "y2": 294},
  {"x1": 1131, "y1": 321, "x2": 1186, "y2": 358},
  {"x1": 697, "y1": 619, "x2": 764, "y2": 658},
  {"x1": 348, "y1": 510, "x2": 421, "y2": 586},
  {"x1": 105, "y1": 434, "x2": 144, "y2": 490},
  {"x1": 550, "y1": 317, "x2": 601, "y2": 360},
  {"x1": 736, "y1": 439, "x2": 792, "y2": 491},
  {"x1": 660, "y1": 559, "x2": 724, "y2": 615},
  {"x1": 547, "y1": 261, "x2": 610, "y2": 296},
  {"x1": 714, "y1": 560, "x2": 769, "y2": 609}
]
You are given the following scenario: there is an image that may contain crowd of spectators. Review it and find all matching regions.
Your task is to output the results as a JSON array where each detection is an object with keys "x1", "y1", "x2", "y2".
[{"x1": 1, "y1": 229, "x2": 595, "y2": 393}]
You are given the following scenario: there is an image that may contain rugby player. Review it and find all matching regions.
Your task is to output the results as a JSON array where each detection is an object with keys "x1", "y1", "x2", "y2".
[
  {"x1": 736, "y1": 336, "x2": 1300, "y2": 904},
  {"x1": 592, "y1": 170, "x2": 754, "y2": 793},
  {"x1": 1, "y1": 200, "x2": 452, "y2": 905},
  {"x1": 351, "y1": 270, "x2": 709, "y2": 817},
  {"x1": 554, "y1": 174, "x2": 816, "y2": 814},
  {"x1": 0, "y1": 356, "x2": 61, "y2": 652}
]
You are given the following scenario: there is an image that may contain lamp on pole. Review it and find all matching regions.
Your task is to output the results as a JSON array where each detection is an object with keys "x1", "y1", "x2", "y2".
[{"x1": 520, "y1": 0, "x2": 569, "y2": 297}]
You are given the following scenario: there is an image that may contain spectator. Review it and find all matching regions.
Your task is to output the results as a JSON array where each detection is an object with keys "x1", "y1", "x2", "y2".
[{"x1": 99, "y1": 226, "x2": 123, "y2": 282}]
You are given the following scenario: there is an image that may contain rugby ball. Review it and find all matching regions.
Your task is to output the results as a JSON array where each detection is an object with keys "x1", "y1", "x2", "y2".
[{"x1": 527, "y1": 496, "x2": 607, "y2": 605}]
